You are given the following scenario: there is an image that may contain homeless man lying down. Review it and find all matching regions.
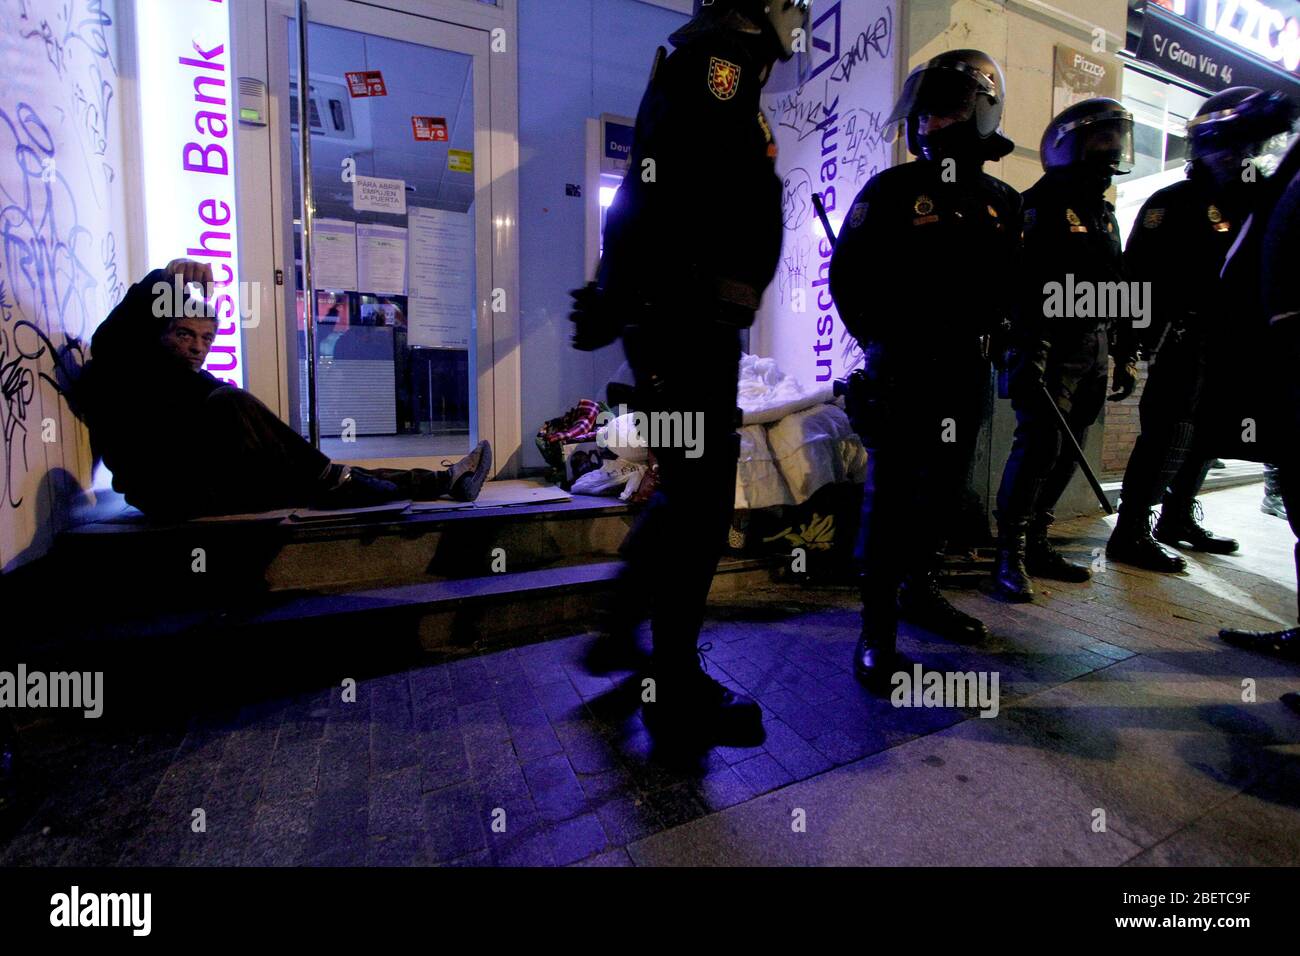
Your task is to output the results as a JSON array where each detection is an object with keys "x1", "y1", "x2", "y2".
[{"x1": 75, "y1": 259, "x2": 491, "y2": 521}]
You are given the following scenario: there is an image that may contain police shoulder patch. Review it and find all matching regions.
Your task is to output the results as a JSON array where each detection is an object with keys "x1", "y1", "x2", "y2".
[
  {"x1": 708, "y1": 57, "x2": 741, "y2": 101},
  {"x1": 914, "y1": 195, "x2": 934, "y2": 216},
  {"x1": 1142, "y1": 208, "x2": 1165, "y2": 229},
  {"x1": 848, "y1": 202, "x2": 869, "y2": 229}
]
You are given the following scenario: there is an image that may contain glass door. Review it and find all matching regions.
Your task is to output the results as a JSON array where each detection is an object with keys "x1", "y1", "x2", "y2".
[{"x1": 274, "y1": 0, "x2": 490, "y2": 464}]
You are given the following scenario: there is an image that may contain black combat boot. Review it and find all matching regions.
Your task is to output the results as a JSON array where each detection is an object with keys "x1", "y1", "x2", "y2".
[
  {"x1": 642, "y1": 654, "x2": 765, "y2": 747},
  {"x1": 1105, "y1": 506, "x2": 1187, "y2": 572},
  {"x1": 993, "y1": 521, "x2": 1034, "y2": 602},
  {"x1": 898, "y1": 559, "x2": 989, "y2": 642},
  {"x1": 1154, "y1": 498, "x2": 1239, "y2": 554},
  {"x1": 1025, "y1": 513, "x2": 1092, "y2": 582},
  {"x1": 855, "y1": 579, "x2": 899, "y2": 690},
  {"x1": 854, "y1": 622, "x2": 897, "y2": 690},
  {"x1": 1218, "y1": 626, "x2": 1300, "y2": 660}
]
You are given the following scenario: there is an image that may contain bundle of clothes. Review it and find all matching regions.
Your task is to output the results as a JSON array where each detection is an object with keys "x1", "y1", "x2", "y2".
[{"x1": 534, "y1": 354, "x2": 866, "y2": 508}]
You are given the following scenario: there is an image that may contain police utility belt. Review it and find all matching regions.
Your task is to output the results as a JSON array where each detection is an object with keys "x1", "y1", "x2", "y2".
[{"x1": 628, "y1": 276, "x2": 761, "y2": 329}]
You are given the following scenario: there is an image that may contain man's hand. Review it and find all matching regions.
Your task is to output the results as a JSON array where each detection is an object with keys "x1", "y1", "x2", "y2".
[
  {"x1": 1109, "y1": 358, "x2": 1139, "y2": 402},
  {"x1": 164, "y1": 259, "x2": 214, "y2": 296}
]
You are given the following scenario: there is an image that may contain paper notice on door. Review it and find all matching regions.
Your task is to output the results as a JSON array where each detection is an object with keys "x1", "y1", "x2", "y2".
[
  {"x1": 353, "y1": 175, "x2": 408, "y2": 215},
  {"x1": 357, "y1": 223, "x2": 408, "y2": 296},
  {"x1": 407, "y1": 206, "x2": 474, "y2": 349},
  {"x1": 312, "y1": 219, "x2": 358, "y2": 291}
]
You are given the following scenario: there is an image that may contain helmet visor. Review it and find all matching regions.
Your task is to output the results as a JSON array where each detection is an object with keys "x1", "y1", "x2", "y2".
[
  {"x1": 1055, "y1": 111, "x2": 1135, "y2": 174},
  {"x1": 885, "y1": 62, "x2": 994, "y2": 129}
]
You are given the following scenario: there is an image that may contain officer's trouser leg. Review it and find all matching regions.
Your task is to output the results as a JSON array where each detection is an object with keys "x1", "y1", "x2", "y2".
[
  {"x1": 1163, "y1": 456, "x2": 1213, "y2": 512},
  {"x1": 856, "y1": 444, "x2": 903, "y2": 636},
  {"x1": 1032, "y1": 372, "x2": 1107, "y2": 523},
  {"x1": 624, "y1": 325, "x2": 742, "y2": 676},
  {"x1": 995, "y1": 401, "x2": 1059, "y2": 532}
]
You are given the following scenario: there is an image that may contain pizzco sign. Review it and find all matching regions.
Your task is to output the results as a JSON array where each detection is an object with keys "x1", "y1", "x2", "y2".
[{"x1": 1179, "y1": 0, "x2": 1300, "y2": 74}]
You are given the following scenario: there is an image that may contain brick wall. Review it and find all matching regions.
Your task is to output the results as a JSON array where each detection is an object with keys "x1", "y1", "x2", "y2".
[{"x1": 1101, "y1": 359, "x2": 1148, "y2": 479}]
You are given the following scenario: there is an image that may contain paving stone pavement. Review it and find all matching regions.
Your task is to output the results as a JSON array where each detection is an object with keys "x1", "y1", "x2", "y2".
[{"x1": 2, "y1": 484, "x2": 1297, "y2": 866}]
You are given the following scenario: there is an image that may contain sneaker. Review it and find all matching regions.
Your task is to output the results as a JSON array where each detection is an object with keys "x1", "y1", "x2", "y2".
[
  {"x1": 445, "y1": 441, "x2": 492, "y2": 502},
  {"x1": 1261, "y1": 494, "x2": 1288, "y2": 520}
]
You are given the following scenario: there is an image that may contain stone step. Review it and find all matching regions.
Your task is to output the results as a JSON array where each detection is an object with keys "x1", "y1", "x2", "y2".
[
  {"x1": 58, "y1": 555, "x2": 782, "y2": 661},
  {"x1": 55, "y1": 489, "x2": 636, "y2": 595}
]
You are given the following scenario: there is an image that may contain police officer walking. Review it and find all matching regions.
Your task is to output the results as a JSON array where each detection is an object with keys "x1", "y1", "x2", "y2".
[
  {"x1": 570, "y1": 0, "x2": 808, "y2": 744},
  {"x1": 1107, "y1": 88, "x2": 1297, "y2": 571},
  {"x1": 993, "y1": 98, "x2": 1140, "y2": 602},
  {"x1": 829, "y1": 50, "x2": 1020, "y2": 686}
]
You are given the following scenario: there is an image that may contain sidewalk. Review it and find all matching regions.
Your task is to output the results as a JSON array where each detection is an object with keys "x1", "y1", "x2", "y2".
[{"x1": 2, "y1": 483, "x2": 1297, "y2": 866}]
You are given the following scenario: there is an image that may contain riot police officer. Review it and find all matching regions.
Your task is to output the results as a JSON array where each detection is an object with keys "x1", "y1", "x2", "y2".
[
  {"x1": 829, "y1": 50, "x2": 1020, "y2": 686},
  {"x1": 1107, "y1": 89, "x2": 1295, "y2": 571},
  {"x1": 569, "y1": 0, "x2": 808, "y2": 744},
  {"x1": 1209, "y1": 112, "x2": 1300, "y2": 661},
  {"x1": 993, "y1": 98, "x2": 1139, "y2": 602}
]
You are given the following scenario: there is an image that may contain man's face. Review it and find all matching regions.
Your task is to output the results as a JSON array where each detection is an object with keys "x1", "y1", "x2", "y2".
[{"x1": 160, "y1": 317, "x2": 217, "y2": 371}]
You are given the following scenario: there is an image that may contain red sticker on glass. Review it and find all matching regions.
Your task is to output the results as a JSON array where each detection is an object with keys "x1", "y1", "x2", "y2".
[
  {"x1": 345, "y1": 71, "x2": 387, "y2": 97},
  {"x1": 411, "y1": 116, "x2": 448, "y2": 142}
]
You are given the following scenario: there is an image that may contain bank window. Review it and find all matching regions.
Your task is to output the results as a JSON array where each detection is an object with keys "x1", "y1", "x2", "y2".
[{"x1": 1115, "y1": 66, "x2": 1206, "y2": 241}]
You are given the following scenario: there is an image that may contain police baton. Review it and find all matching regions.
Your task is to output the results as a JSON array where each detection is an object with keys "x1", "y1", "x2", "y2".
[
  {"x1": 1040, "y1": 385, "x2": 1115, "y2": 515},
  {"x1": 812, "y1": 192, "x2": 836, "y2": 249}
]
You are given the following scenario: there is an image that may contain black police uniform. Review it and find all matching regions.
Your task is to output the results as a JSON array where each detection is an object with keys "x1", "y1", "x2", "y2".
[
  {"x1": 830, "y1": 157, "x2": 1020, "y2": 649},
  {"x1": 596, "y1": 23, "x2": 782, "y2": 685},
  {"x1": 1213, "y1": 138, "x2": 1300, "y2": 653},
  {"x1": 996, "y1": 169, "x2": 1132, "y2": 550},
  {"x1": 1115, "y1": 168, "x2": 1249, "y2": 549}
]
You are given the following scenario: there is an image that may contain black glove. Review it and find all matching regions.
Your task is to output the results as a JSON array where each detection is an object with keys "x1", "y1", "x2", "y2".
[
  {"x1": 1007, "y1": 342, "x2": 1050, "y2": 402},
  {"x1": 568, "y1": 282, "x2": 622, "y2": 352},
  {"x1": 844, "y1": 347, "x2": 893, "y2": 447},
  {"x1": 1108, "y1": 356, "x2": 1139, "y2": 402}
]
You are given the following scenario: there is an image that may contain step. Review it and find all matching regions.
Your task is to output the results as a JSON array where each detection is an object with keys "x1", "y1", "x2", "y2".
[
  {"x1": 55, "y1": 485, "x2": 636, "y2": 595},
  {"x1": 50, "y1": 556, "x2": 783, "y2": 660}
]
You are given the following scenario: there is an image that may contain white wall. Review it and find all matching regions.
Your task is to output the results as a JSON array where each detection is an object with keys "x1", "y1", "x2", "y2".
[{"x1": 0, "y1": 0, "x2": 134, "y2": 570}]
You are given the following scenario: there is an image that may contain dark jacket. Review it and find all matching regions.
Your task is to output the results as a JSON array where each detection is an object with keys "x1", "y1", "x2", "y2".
[
  {"x1": 1124, "y1": 166, "x2": 1252, "y2": 356},
  {"x1": 78, "y1": 269, "x2": 223, "y2": 510},
  {"x1": 829, "y1": 157, "x2": 1021, "y2": 351},
  {"x1": 1015, "y1": 168, "x2": 1133, "y2": 365},
  {"x1": 597, "y1": 23, "x2": 783, "y2": 322}
]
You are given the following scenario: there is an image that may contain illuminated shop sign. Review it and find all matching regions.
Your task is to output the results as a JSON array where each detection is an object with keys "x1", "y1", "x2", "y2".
[
  {"x1": 1139, "y1": 4, "x2": 1300, "y2": 99},
  {"x1": 135, "y1": 0, "x2": 245, "y2": 387},
  {"x1": 1157, "y1": 0, "x2": 1300, "y2": 74}
]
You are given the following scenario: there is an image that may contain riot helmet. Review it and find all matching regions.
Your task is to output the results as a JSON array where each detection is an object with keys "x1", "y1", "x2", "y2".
[
  {"x1": 693, "y1": 0, "x2": 811, "y2": 63},
  {"x1": 886, "y1": 50, "x2": 1014, "y2": 162},
  {"x1": 1187, "y1": 87, "x2": 1300, "y2": 184},
  {"x1": 1040, "y1": 97, "x2": 1135, "y2": 179}
]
